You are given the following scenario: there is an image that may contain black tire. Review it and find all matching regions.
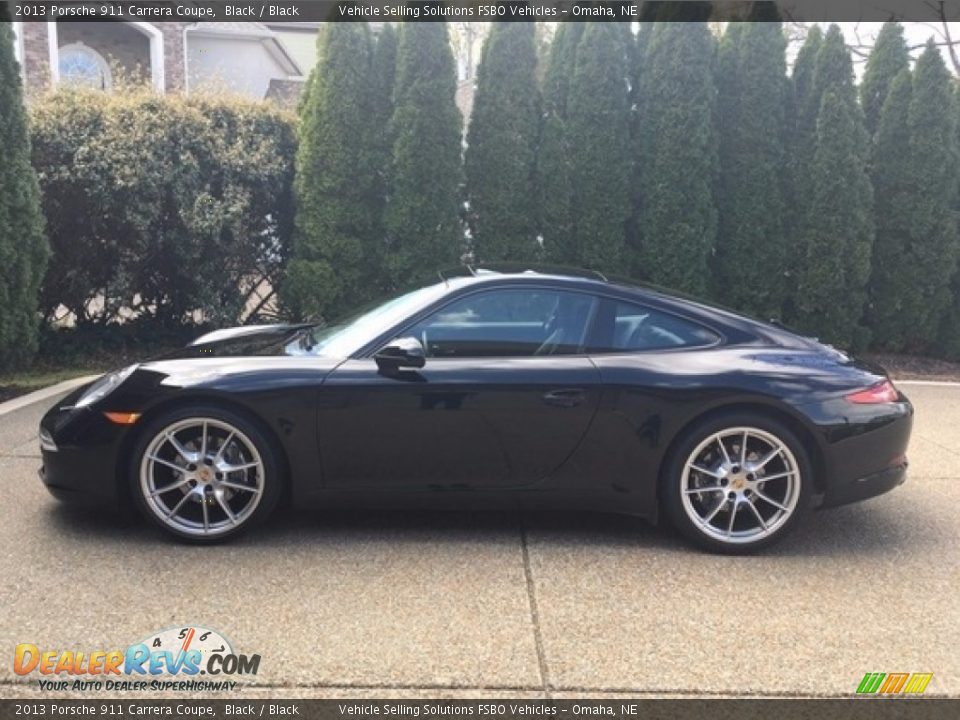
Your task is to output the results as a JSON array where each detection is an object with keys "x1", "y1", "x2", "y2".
[
  {"x1": 129, "y1": 404, "x2": 283, "y2": 543},
  {"x1": 661, "y1": 412, "x2": 813, "y2": 554}
]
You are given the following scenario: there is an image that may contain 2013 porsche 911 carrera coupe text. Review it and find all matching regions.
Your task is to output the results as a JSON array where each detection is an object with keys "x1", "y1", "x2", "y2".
[{"x1": 39, "y1": 268, "x2": 913, "y2": 553}]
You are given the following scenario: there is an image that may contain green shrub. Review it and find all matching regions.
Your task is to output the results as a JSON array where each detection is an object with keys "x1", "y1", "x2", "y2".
[
  {"x1": 0, "y1": 18, "x2": 48, "y2": 370},
  {"x1": 30, "y1": 86, "x2": 296, "y2": 329}
]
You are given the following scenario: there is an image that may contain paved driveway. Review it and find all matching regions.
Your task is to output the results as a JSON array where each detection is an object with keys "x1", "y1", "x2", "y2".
[{"x1": 0, "y1": 383, "x2": 957, "y2": 699}]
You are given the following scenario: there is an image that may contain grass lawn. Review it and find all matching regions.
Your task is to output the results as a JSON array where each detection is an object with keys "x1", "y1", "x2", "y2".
[{"x1": 0, "y1": 366, "x2": 104, "y2": 404}]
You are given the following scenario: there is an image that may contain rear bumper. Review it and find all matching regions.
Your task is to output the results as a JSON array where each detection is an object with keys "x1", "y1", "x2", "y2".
[
  {"x1": 823, "y1": 459, "x2": 908, "y2": 507},
  {"x1": 807, "y1": 394, "x2": 914, "y2": 508}
]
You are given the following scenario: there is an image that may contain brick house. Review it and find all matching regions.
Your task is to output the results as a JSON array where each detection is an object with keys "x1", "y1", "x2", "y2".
[{"x1": 12, "y1": 20, "x2": 303, "y2": 103}]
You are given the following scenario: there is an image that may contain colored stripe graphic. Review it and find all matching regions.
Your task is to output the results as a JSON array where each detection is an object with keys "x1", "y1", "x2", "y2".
[
  {"x1": 879, "y1": 673, "x2": 909, "y2": 694},
  {"x1": 903, "y1": 673, "x2": 934, "y2": 694},
  {"x1": 856, "y1": 672, "x2": 933, "y2": 695},
  {"x1": 857, "y1": 673, "x2": 886, "y2": 694}
]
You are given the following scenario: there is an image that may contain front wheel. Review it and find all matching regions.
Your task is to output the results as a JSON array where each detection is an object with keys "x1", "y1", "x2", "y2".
[
  {"x1": 130, "y1": 405, "x2": 282, "y2": 542},
  {"x1": 662, "y1": 414, "x2": 813, "y2": 554}
]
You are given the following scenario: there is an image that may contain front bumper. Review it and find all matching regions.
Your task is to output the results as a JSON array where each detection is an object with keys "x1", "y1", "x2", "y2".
[{"x1": 38, "y1": 387, "x2": 129, "y2": 509}]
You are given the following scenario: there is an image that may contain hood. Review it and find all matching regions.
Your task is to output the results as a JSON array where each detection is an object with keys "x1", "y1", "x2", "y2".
[{"x1": 163, "y1": 323, "x2": 315, "y2": 359}]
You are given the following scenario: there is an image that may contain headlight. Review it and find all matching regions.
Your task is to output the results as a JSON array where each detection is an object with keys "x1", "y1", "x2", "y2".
[{"x1": 74, "y1": 365, "x2": 138, "y2": 409}]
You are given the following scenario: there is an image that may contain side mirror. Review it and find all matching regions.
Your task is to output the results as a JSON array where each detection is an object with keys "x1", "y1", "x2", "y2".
[{"x1": 375, "y1": 337, "x2": 426, "y2": 372}]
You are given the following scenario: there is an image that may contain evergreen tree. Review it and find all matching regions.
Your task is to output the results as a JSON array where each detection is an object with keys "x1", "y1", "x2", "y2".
[
  {"x1": 636, "y1": 22, "x2": 717, "y2": 295},
  {"x1": 536, "y1": 23, "x2": 584, "y2": 263},
  {"x1": 559, "y1": 23, "x2": 632, "y2": 274},
  {"x1": 369, "y1": 23, "x2": 398, "y2": 263},
  {"x1": 782, "y1": 25, "x2": 821, "y2": 269},
  {"x1": 867, "y1": 70, "x2": 914, "y2": 349},
  {"x1": 0, "y1": 17, "x2": 48, "y2": 369},
  {"x1": 793, "y1": 88, "x2": 874, "y2": 348},
  {"x1": 939, "y1": 86, "x2": 960, "y2": 360},
  {"x1": 793, "y1": 25, "x2": 852, "y2": 208},
  {"x1": 786, "y1": 25, "x2": 864, "y2": 328},
  {"x1": 284, "y1": 23, "x2": 380, "y2": 321},
  {"x1": 465, "y1": 23, "x2": 540, "y2": 263},
  {"x1": 900, "y1": 43, "x2": 959, "y2": 348},
  {"x1": 860, "y1": 21, "x2": 909, "y2": 138},
  {"x1": 385, "y1": 22, "x2": 462, "y2": 289},
  {"x1": 715, "y1": 22, "x2": 788, "y2": 320}
]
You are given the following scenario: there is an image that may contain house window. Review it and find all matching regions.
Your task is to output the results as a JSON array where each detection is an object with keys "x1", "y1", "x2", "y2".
[{"x1": 58, "y1": 43, "x2": 111, "y2": 90}]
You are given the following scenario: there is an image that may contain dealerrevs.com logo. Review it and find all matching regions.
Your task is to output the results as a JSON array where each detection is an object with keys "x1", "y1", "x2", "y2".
[{"x1": 14, "y1": 625, "x2": 261, "y2": 692}]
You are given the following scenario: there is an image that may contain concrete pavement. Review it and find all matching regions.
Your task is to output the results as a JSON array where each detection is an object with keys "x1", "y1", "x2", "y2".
[{"x1": 0, "y1": 383, "x2": 957, "y2": 699}]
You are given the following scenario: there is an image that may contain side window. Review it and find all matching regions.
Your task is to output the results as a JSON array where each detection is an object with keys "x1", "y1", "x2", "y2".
[
  {"x1": 408, "y1": 289, "x2": 595, "y2": 358},
  {"x1": 590, "y1": 300, "x2": 719, "y2": 352}
]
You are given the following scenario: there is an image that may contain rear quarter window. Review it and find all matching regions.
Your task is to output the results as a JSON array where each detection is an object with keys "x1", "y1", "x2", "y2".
[{"x1": 589, "y1": 299, "x2": 719, "y2": 352}]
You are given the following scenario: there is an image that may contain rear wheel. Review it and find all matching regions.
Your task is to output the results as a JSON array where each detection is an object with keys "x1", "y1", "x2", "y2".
[
  {"x1": 130, "y1": 405, "x2": 282, "y2": 542},
  {"x1": 662, "y1": 413, "x2": 813, "y2": 553}
]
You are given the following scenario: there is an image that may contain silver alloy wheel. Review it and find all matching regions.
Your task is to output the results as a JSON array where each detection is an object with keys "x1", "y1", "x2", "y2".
[
  {"x1": 139, "y1": 417, "x2": 265, "y2": 538},
  {"x1": 680, "y1": 426, "x2": 801, "y2": 545}
]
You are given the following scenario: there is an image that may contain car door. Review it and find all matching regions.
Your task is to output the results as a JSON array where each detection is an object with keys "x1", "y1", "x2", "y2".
[{"x1": 317, "y1": 287, "x2": 603, "y2": 490}]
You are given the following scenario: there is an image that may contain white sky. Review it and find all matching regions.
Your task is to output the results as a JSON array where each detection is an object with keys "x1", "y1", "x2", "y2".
[{"x1": 809, "y1": 22, "x2": 960, "y2": 76}]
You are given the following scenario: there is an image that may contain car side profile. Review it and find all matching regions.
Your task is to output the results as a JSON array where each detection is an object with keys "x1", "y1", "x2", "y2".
[{"x1": 39, "y1": 268, "x2": 913, "y2": 553}]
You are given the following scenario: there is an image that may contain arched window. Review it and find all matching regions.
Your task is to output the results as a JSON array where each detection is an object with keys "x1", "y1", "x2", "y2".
[{"x1": 58, "y1": 43, "x2": 111, "y2": 90}]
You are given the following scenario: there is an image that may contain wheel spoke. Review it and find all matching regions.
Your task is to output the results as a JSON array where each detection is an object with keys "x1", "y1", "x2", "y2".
[
  {"x1": 702, "y1": 499, "x2": 725, "y2": 526},
  {"x1": 740, "y1": 431, "x2": 748, "y2": 465},
  {"x1": 219, "y1": 479, "x2": 259, "y2": 494},
  {"x1": 756, "y1": 470, "x2": 795, "y2": 483},
  {"x1": 214, "y1": 431, "x2": 236, "y2": 462},
  {"x1": 221, "y1": 461, "x2": 259, "y2": 474},
  {"x1": 685, "y1": 485, "x2": 723, "y2": 495},
  {"x1": 149, "y1": 478, "x2": 190, "y2": 498},
  {"x1": 745, "y1": 498, "x2": 768, "y2": 530},
  {"x1": 691, "y1": 464, "x2": 724, "y2": 479},
  {"x1": 755, "y1": 447, "x2": 782, "y2": 469},
  {"x1": 200, "y1": 421, "x2": 209, "y2": 459},
  {"x1": 215, "y1": 491, "x2": 237, "y2": 525},
  {"x1": 201, "y1": 495, "x2": 210, "y2": 532},
  {"x1": 754, "y1": 489, "x2": 789, "y2": 512},
  {"x1": 715, "y1": 434, "x2": 732, "y2": 466},
  {"x1": 727, "y1": 501, "x2": 738, "y2": 536},
  {"x1": 148, "y1": 454, "x2": 186, "y2": 474},
  {"x1": 165, "y1": 491, "x2": 193, "y2": 519},
  {"x1": 165, "y1": 432, "x2": 196, "y2": 463}
]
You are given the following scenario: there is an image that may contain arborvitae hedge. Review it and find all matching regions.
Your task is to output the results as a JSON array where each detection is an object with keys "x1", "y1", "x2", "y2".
[
  {"x1": 901, "y1": 43, "x2": 959, "y2": 349},
  {"x1": 465, "y1": 23, "x2": 540, "y2": 263},
  {"x1": 868, "y1": 70, "x2": 915, "y2": 349},
  {"x1": 0, "y1": 19, "x2": 48, "y2": 370},
  {"x1": 537, "y1": 23, "x2": 584, "y2": 264},
  {"x1": 385, "y1": 22, "x2": 463, "y2": 290},
  {"x1": 860, "y1": 21, "x2": 909, "y2": 138},
  {"x1": 793, "y1": 87, "x2": 874, "y2": 349},
  {"x1": 284, "y1": 23, "x2": 380, "y2": 322},
  {"x1": 561, "y1": 23, "x2": 631, "y2": 274},
  {"x1": 636, "y1": 22, "x2": 717, "y2": 295},
  {"x1": 715, "y1": 22, "x2": 788, "y2": 320},
  {"x1": 370, "y1": 22, "x2": 398, "y2": 241}
]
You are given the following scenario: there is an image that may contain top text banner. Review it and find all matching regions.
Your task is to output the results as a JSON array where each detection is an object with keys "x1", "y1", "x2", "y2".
[{"x1": 6, "y1": 0, "x2": 956, "y2": 23}]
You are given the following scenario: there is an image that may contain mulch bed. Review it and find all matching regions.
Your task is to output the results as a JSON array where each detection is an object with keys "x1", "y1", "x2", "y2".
[
  {"x1": 0, "y1": 386, "x2": 30, "y2": 404},
  {"x1": 862, "y1": 353, "x2": 960, "y2": 382}
]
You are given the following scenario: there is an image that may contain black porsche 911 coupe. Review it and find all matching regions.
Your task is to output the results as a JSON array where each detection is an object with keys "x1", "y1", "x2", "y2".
[{"x1": 39, "y1": 267, "x2": 913, "y2": 552}]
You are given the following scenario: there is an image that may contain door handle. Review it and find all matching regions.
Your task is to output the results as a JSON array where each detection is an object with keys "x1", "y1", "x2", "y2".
[{"x1": 542, "y1": 388, "x2": 587, "y2": 408}]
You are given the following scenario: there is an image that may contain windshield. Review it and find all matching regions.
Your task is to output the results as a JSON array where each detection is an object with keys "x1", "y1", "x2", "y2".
[{"x1": 289, "y1": 282, "x2": 453, "y2": 358}]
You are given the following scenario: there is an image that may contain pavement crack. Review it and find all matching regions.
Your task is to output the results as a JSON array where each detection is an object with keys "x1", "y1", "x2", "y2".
[{"x1": 520, "y1": 515, "x2": 550, "y2": 695}]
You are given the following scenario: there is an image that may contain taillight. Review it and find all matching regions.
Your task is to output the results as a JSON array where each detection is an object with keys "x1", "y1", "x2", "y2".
[{"x1": 845, "y1": 380, "x2": 899, "y2": 404}]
